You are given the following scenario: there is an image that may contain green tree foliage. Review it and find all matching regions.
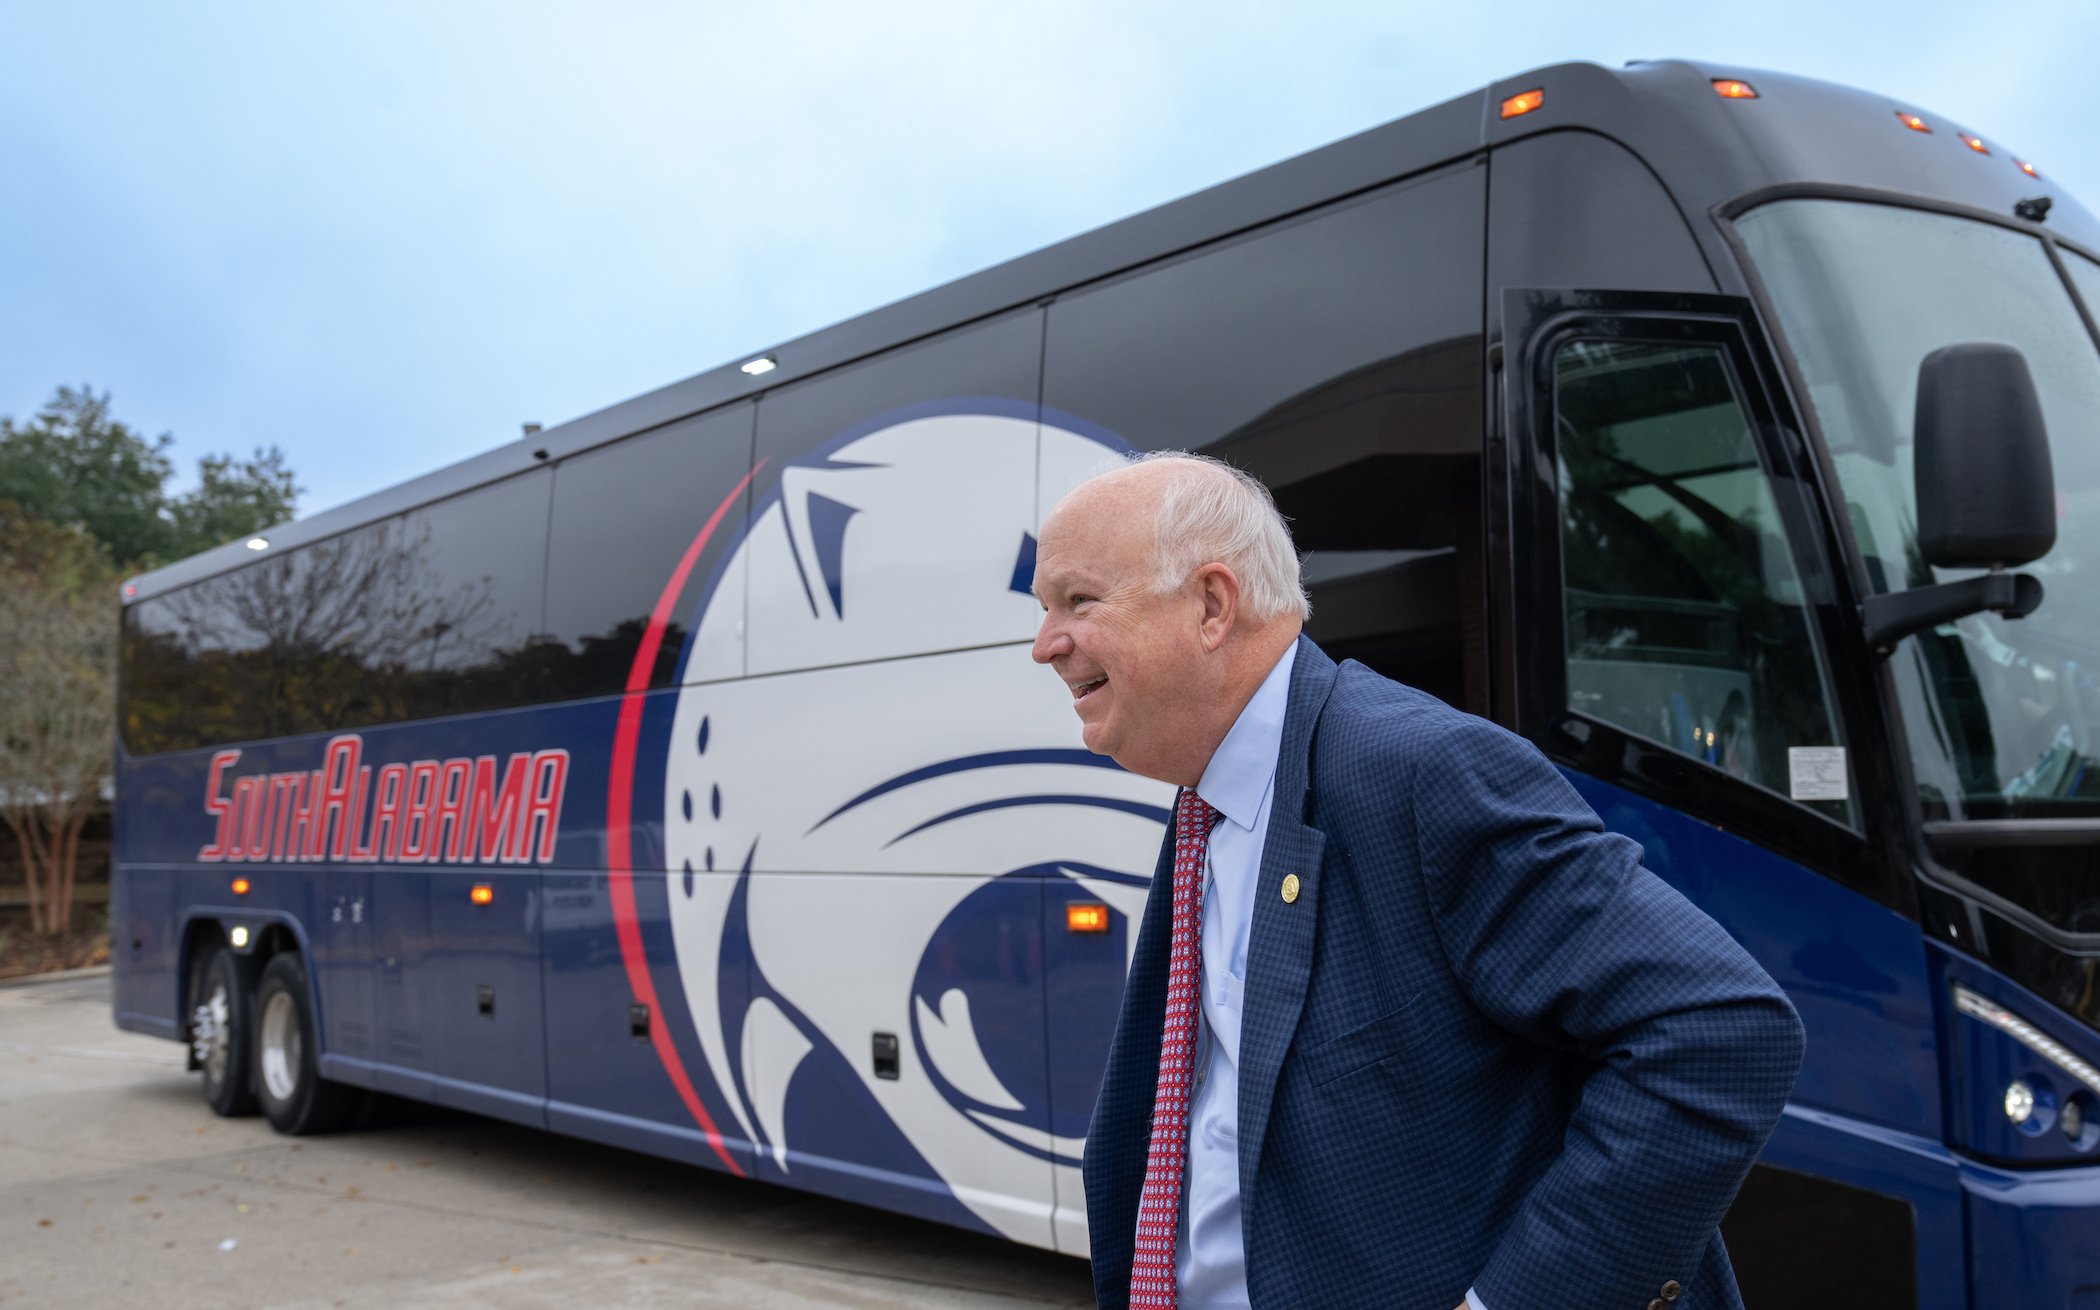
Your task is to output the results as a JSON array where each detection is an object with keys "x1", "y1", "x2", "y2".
[
  {"x1": 0, "y1": 385, "x2": 302, "y2": 569},
  {"x1": 168, "y1": 446, "x2": 301, "y2": 562},
  {"x1": 0, "y1": 504, "x2": 120, "y2": 936},
  {"x1": 0, "y1": 386, "x2": 174, "y2": 567},
  {"x1": 0, "y1": 387, "x2": 305, "y2": 937}
]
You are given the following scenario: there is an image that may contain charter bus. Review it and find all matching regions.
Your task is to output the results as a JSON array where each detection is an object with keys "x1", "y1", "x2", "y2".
[{"x1": 112, "y1": 59, "x2": 2100, "y2": 1306}]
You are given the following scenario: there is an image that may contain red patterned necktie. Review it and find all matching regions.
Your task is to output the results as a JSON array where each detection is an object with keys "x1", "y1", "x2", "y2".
[{"x1": 1130, "y1": 787, "x2": 1222, "y2": 1308}]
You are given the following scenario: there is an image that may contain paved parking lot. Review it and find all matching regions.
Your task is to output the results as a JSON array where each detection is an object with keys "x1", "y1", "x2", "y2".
[{"x1": 0, "y1": 970, "x2": 1096, "y2": 1308}]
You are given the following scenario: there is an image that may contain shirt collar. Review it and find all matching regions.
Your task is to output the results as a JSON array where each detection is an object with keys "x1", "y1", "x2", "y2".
[{"x1": 1195, "y1": 640, "x2": 1298, "y2": 834}]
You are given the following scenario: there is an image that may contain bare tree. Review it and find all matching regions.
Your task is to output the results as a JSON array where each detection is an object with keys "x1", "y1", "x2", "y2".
[
  {"x1": 140, "y1": 515, "x2": 507, "y2": 742},
  {"x1": 0, "y1": 505, "x2": 117, "y2": 936}
]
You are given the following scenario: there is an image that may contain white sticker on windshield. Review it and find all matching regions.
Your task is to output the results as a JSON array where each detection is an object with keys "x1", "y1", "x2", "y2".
[{"x1": 1788, "y1": 747, "x2": 1849, "y2": 801}]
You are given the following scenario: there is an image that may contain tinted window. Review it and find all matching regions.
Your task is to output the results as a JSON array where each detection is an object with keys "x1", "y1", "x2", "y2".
[
  {"x1": 123, "y1": 516, "x2": 419, "y2": 751},
  {"x1": 744, "y1": 309, "x2": 1046, "y2": 676},
  {"x1": 1555, "y1": 338, "x2": 1851, "y2": 823},
  {"x1": 121, "y1": 472, "x2": 551, "y2": 753},
  {"x1": 1042, "y1": 166, "x2": 1487, "y2": 707},
  {"x1": 391, "y1": 473, "x2": 551, "y2": 721},
  {"x1": 544, "y1": 403, "x2": 756, "y2": 700}
]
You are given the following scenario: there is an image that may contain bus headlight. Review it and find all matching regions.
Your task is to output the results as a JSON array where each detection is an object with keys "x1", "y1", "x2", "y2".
[
  {"x1": 2005, "y1": 1078, "x2": 2036, "y2": 1125},
  {"x1": 1956, "y1": 987, "x2": 2100, "y2": 1099}
]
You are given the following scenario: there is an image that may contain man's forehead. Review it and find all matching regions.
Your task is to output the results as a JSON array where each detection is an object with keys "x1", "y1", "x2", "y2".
[
  {"x1": 1035, "y1": 523, "x2": 1136, "y2": 598},
  {"x1": 1030, "y1": 535, "x2": 1108, "y2": 596}
]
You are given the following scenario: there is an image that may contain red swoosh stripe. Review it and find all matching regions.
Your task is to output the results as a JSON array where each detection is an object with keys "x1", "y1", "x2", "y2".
[{"x1": 605, "y1": 461, "x2": 764, "y2": 1177}]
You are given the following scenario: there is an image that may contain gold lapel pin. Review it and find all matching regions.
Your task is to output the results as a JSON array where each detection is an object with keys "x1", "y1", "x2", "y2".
[{"x1": 1280, "y1": 873, "x2": 1301, "y2": 904}]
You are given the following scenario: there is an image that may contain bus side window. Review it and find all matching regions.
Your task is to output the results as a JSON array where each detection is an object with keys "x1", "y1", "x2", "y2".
[
  {"x1": 389, "y1": 473, "x2": 552, "y2": 722},
  {"x1": 744, "y1": 308, "x2": 1045, "y2": 677},
  {"x1": 121, "y1": 514, "x2": 433, "y2": 750},
  {"x1": 543, "y1": 402, "x2": 757, "y2": 699},
  {"x1": 1554, "y1": 338, "x2": 1852, "y2": 823},
  {"x1": 1043, "y1": 164, "x2": 1489, "y2": 711}
]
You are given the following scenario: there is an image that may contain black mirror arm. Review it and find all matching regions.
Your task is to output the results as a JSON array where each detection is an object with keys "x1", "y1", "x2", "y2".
[{"x1": 1861, "y1": 569, "x2": 2044, "y2": 659}]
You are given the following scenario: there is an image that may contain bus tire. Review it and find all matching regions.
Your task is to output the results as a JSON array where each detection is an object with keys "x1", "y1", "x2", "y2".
[
  {"x1": 193, "y1": 947, "x2": 258, "y2": 1117},
  {"x1": 253, "y1": 952, "x2": 361, "y2": 1136}
]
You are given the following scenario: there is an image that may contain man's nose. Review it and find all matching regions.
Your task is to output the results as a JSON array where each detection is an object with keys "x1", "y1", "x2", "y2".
[{"x1": 1031, "y1": 616, "x2": 1069, "y2": 665}]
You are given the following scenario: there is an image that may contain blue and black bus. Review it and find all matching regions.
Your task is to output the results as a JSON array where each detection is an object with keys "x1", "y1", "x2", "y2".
[{"x1": 113, "y1": 59, "x2": 2100, "y2": 1306}]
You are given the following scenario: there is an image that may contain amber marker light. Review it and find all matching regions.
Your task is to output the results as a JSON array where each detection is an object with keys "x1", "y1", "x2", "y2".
[
  {"x1": 1500, "y1": 88, "x2": 1545, "y2": 120},
  {"x1": 1713, "y1": 79, "x2": 1759, "y2": 99},
  {"x1": 1897, "y1": 111, "x2": 1932, "y2": 133},
  {"x1": 1066, "y1": 902, "x2": 1110, "y2": 934},
  {"x1": 1961, "y1": 133, "x2": 1991, "y2": 154},
  {"x1": 2016, "y1": 158, "x2": 2040, "y2": 177},
  {"x1": 230, "y1": 878, "x2": 251, "y2": 896},
  {"x1": 471, "y1": 884, "x2": 495, "y2": 906}
]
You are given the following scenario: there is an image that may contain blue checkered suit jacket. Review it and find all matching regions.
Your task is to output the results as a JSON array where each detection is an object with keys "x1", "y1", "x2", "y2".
[{"x1": 1083, "y1": 637, "x2": 1803, "y2": 1309}]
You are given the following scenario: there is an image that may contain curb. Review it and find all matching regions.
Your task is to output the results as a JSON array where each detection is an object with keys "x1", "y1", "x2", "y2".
[{"x1": 0, "y1": 964, "x2": 113, "y2": 989}]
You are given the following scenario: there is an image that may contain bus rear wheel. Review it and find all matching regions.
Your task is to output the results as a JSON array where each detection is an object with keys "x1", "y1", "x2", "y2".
[
  {"x1": 254, "y1": 952, "x2": 362, "y2": 1136},
  {"x1": 193, "y1": 947, "x2": 257, "y2": 1117}
]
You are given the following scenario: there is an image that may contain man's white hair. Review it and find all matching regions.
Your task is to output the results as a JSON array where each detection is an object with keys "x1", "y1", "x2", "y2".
[{"x1": 1099, "y1": 450, "x2": 1311, "y2": 623}]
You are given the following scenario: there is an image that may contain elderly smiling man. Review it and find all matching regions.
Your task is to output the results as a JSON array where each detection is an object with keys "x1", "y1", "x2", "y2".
[{"x1": 1030, "y1": 451, "x2": 1804, "y2": 1310}]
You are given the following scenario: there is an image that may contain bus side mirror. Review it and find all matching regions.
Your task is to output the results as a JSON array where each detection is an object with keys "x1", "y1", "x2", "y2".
[
  {"x1": 1860, "y1": 342, "x2": 2055, "y2": 658},
  {"x1": 1914, "y1": 341, "x2": 2056, "y2": 569}
]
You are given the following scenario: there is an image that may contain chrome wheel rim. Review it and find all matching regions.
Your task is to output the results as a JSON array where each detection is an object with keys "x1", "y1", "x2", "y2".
[
  {"x1": 192, "y1": 980, "x2": 230, "y2": 1082},
  {"x1": 258, "y1": 988, "x2": 300, "y2": 1102}
]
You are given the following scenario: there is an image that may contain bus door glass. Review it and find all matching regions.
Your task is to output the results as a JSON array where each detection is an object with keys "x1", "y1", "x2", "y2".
[
  {"x1": 1553, "y1": 335, "x2": 1850, "y2": 825},
  {"x1": 1509, "y1": 295, "x2": 1948, "y2": 1305}
]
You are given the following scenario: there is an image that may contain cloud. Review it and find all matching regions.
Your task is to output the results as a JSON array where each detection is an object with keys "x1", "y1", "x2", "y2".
[{"x1": 2, "y1": 0, "x2": 2093, "y2": 515}]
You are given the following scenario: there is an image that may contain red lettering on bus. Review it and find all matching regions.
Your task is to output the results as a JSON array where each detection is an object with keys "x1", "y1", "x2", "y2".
[
  {"x1": 398, "y1": 761, "x2": 441, "y2": 861},
  {"x1": 431, "y1": 760, "x2": 472, "y2": 863},
  {"x1": 268, "y1": 773, "x2": 304, "y2": 862},
  {"x1": 521, "y1": 750, "x2": 569, "y2": 864},
  {"x1": 364, "y1": 763, "x2": 409, "y2": 863},
  {"x1": 315, "y1": 736, "x2": 364, "y2": 860},
  {"x1": 463, "y1": 754, "x2": 532, "y2": 864},
  {"x1": 290, "y1": 769, "x2": 323, "y2": 864},
  {"x1": 198, "y1": 750, "x2": 242, "y2": 861},
  {"x1": 194, "y1": 735, "x2": 570, "y2": 867},
  {"x1": 233, "y1": 774, "x2": 266, "y2": 862}
]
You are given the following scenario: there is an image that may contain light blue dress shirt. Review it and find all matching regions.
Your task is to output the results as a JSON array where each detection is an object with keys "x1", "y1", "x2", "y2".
[{"x1": 1174, "y1": 642, "x2": 1486, "y2": 1310}]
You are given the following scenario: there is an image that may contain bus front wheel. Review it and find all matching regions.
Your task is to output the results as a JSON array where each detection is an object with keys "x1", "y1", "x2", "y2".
[{"x1": 253, "y1": 952, "x2": 362, "y2": 1135}]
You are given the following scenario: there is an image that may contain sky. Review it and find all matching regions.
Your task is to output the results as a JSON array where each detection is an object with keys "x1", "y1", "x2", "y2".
[{"x1": 4, "y1": 1, "x2": 2095, "y2": 522}]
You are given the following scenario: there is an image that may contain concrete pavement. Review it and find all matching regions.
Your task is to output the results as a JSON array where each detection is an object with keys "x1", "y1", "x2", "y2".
[{"x1": 0, "y1": 970, "x2": 1095, "y2": 1309}]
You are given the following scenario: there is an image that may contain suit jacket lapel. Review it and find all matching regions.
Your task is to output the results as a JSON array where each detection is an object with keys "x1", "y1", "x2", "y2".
[{"x1": 1236, "y1": 636, "x2": 1337, "y2": 1221}]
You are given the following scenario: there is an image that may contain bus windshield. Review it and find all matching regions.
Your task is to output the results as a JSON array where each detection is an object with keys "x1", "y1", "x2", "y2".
[{"x1": 1738, "y1": 200, "x2": 2100, "y2": 821}]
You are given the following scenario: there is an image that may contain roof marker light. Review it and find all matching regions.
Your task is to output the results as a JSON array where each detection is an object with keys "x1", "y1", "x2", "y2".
[
  {"x1": 245, "y1": 537, "x2": 269, "y2": 551},
  {"x1": 231, "y1": 878, "x2": 251, "y2": 896},
  {"x1": 740, "y1": 355, "x2": 777, "y2": 376},
  {"x1": 470, "y1": 884, "x2": 495, "y2": 906},
  {"x1": 123, "y1": 583, "x2": 137, "y2": 597},
  {"x1": 1499, "y1": 88, "x2": 1544, "y2": 120},
  {"x1": 1712, "y1": 79, "x2": 1759, "y2": 100},
  {"x1": 2016, "y1": 158, "x2": 2040, "y2": 178},
  {"x1": 1897, "y1": 111, "x2": 1932, "y2": 133},
  {"x1": 1961, "y1": 133, "x2": 1991, "y2": 155}
]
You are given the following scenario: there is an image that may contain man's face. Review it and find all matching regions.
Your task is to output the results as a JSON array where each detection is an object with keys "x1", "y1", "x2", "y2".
[{"x1": 1030, "y1": 475, "x2": 1210, "y2": 782}]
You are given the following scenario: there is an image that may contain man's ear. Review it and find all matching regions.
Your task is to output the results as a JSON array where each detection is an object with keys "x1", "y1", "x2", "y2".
[{"x1": 1193, "y1": 562, "x2": 1240, "y2": 653}]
